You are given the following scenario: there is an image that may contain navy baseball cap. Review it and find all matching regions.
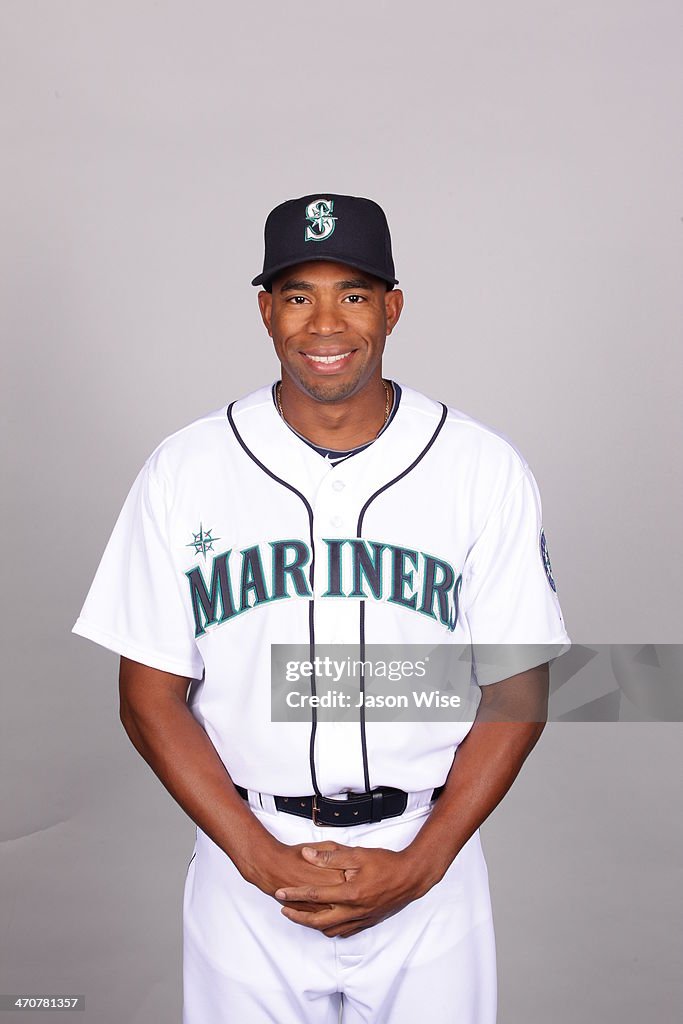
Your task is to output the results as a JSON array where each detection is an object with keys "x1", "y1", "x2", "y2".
[{"x1": 251, "y1": 193, "x2": 399, "y2": 291}]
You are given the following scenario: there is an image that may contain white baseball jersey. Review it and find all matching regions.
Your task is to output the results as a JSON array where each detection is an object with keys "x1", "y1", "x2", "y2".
[
  {"x1": 73, "y1": 381, "x2": 570, "y2": 796},
  {"x1": 73, "y1": 380, "x2": 570, "y2": 1023}
]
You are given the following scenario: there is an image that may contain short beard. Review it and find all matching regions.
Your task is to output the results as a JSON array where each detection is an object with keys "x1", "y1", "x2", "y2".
[{"x1": 290, "y1": 364, "x2": 367, "y2": 405}]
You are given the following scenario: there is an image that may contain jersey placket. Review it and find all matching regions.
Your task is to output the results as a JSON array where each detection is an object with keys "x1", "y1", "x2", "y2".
[{"x1": 310, "y1": 461, "x2": 369, "y2": 797}]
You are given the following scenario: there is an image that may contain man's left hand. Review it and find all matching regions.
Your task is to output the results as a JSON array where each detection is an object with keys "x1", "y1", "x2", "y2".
[{"x1": 274, "y1": 843, "x2": 435, "y2": 938}]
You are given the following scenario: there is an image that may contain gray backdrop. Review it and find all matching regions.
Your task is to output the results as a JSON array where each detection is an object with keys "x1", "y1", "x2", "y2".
[{"x1": 2, "y1": 1, "x2": 681, "y2": 1021}]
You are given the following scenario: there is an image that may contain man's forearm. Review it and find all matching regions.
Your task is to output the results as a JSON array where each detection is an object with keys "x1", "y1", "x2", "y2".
[
  {"x1": 120, "y1": 671, "x2": 350, "y2": 906},
  {"x1": 120, "y1": 692, "x2": 274, "y2": 879},
  {"x1": 405, "y1": 664, "x2": 549, "y2": 892},
  {"x1": 406, "y1": 718, "x2": 545, "y2": 890}
]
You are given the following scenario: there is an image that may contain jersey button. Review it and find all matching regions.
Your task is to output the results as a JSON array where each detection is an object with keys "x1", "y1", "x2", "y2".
[
  {"x1": 331, "y1": 515, "x2": 343, "y2": 527},
  {"x1": 332, "y1": 480, "x2": 345, "y2": 492}
]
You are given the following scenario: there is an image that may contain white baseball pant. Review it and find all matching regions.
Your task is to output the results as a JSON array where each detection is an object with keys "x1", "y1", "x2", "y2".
[{"x1": 182, "y1": 789, "x2": 497, "y2": 1023}]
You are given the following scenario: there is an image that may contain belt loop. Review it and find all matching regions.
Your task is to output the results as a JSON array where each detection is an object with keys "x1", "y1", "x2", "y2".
[
  {"x1": 260, "y1": 792, "x2": 277, "y2": 814},
  {"x1": 246, "y1": 789, "x2": 262, "y2": 813},
  {"x1": 370, "y1": 789, "x2": 383, "y2": 823}
]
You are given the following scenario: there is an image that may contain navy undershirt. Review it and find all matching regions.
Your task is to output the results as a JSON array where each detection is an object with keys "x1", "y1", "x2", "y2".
[{"x1": 271, "y1": 381, "x2": 402, "y2": 467}]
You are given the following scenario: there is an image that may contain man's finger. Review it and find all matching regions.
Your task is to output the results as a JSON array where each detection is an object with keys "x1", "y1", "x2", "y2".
[
  {"x1": 285, "y1": 900, "x2": 335, "y2": 913},
  {"x1": 280, "y1": 905, "x2": 366, "y2": 931},
  {"x1": 301, "y1": 846, "x2": 359, "y2": 869},
  {"x1": 275, "y1": 883, "x2": 357, "y2": 905},
  {"x1": 280, "y1": 906, "x2": 339, "y2": 929},
  {"x1": 323, "y1": 918, "x2": 372, "y2": 938}
]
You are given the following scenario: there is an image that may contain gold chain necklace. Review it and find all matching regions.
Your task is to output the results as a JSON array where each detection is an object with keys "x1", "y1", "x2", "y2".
[{"x1": 276, "y1": 379, "x2": 391, "y2": 426}]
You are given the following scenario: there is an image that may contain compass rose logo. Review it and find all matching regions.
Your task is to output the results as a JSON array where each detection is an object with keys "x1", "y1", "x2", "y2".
[{"x1": 187, "y1": 524, "x2": 220, "y2": 561}]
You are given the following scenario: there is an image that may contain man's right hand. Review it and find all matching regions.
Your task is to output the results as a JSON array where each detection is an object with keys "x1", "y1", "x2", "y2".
[{"x1": 244, "y1": 836, "x2": 347, "y2": 912}]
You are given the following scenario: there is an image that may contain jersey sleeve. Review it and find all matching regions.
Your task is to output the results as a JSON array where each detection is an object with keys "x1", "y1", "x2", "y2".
[
  {"x1": 72, "y1": 456, "x2": 205, "y2": 679},
  {"x1": 461, "y1": 462, "x2": 571, "y2": 685}
]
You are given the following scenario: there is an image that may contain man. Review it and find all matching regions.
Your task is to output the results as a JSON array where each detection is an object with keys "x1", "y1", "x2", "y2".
[{"x1": 73, "y1": 193, "x2": 570, "y2": 1023}]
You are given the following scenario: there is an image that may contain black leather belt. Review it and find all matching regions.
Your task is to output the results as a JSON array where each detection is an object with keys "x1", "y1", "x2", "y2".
[{"x1": 235, "y1": 783, "x2": 445, "y2": 827}]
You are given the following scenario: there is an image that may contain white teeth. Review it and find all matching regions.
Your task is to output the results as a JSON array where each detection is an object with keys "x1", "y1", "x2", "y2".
[{"x1": 306, "y1": 352, "x2": 352, "y2": 364}]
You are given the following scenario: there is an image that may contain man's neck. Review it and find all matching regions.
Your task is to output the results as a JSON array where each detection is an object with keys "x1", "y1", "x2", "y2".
[{"x1": 277, "y1": 376, "x2": 392, "y2": 449}]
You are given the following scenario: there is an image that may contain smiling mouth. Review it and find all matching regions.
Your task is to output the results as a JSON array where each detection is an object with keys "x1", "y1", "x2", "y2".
[{"x1": 302, "y1": 351, "x2": 354, "y2": 365}]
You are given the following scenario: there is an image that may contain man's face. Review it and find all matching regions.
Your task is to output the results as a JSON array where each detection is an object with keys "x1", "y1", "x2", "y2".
[{"x1": 257, "y1": 260, "x2": 404, "y2": 404}]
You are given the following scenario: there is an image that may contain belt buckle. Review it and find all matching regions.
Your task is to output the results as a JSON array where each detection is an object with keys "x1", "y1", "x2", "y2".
[{"x1": 312, "y1": 795, "x2": 322, "y2": 826}]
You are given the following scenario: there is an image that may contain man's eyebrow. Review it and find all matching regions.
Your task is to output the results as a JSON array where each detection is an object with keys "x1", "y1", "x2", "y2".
[
  {"x1": 335, "y1": 278, "x2": 373, "y2": 290},
  {"x1": 278, "y1": 277, "x2": 374, "y2": 293},
  {"x1": 279, "y1": 279, "x2": 315, "y2": 293}
]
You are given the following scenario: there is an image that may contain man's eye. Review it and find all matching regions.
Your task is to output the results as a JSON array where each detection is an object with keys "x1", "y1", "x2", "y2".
[
  {"x1": 344, "y1": 294, "x2": 365, "y2": 303},
  {"x1": 287, "y1": 295, "x2": 308, "y2": 304}
]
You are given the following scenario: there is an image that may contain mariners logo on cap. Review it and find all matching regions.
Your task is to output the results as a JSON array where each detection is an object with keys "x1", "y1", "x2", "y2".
[
  {"x1": 539, "y1": 528, "x2": 557, "y2": 593},
  {"x1": 305, "y1": 198, "x2": 337, "y2": 242}
]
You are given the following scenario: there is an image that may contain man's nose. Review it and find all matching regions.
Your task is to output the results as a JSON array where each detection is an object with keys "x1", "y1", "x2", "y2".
[{"x1": 307, "y1": 299, "x2": 346, "y2": 335}]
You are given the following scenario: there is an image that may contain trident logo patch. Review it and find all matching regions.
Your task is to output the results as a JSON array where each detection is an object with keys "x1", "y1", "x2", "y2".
[{"x1": 305, "y1": 198, "x2": 337, "y2": 241}]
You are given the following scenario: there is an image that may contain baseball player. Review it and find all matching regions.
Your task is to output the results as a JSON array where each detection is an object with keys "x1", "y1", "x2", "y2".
[{"x1": 73, "y1": 193, "x2": 570, "y2": 1023}]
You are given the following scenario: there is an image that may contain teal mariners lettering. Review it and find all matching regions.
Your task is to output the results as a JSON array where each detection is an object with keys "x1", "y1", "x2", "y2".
[{"x1": 186, "y1": 537, "x2": 462, "y2": 638}]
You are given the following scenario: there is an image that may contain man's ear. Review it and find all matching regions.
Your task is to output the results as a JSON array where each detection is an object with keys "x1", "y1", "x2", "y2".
[
  {"x1": 257, "y1": 289, "x2": 273, "y2": 337},
  {"x1": 385, "y1": 288, "x2": 404, "y2": 336}
]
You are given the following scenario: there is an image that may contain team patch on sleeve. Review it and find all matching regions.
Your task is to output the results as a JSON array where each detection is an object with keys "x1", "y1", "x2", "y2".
[{"x1": 539, "y1": 528, "x2": 557, "y2": 593}]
